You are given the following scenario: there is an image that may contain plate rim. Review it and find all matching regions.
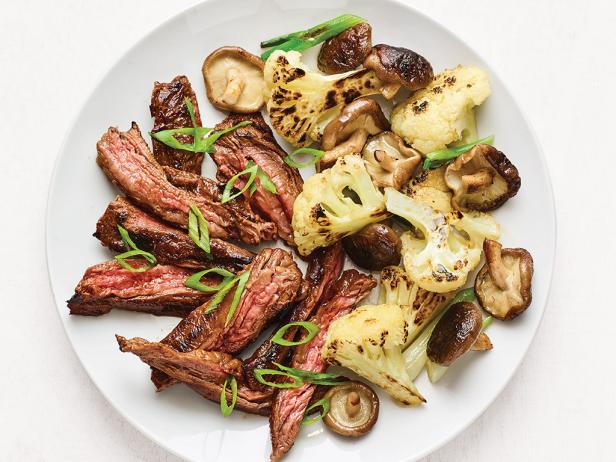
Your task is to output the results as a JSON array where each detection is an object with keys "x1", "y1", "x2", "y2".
[{"x1": 45, "y1": 1, "x2": 558, "y2": 460}]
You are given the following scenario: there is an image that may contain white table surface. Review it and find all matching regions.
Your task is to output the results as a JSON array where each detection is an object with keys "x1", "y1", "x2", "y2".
[{"x1": 1, "y1": 0, "x2": 614, "y2": 460}]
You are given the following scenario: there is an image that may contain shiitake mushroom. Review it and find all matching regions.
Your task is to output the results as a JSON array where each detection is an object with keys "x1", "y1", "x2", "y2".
[
  {"x1": 342, "y1": 223, "x2": 401, "y2": 270},
  {"x1": 318, "y1": 23, "x2": 372, "y2": 74},
  {"x1": 323, "y1": 381, "x2": 379, "y2": 437}
]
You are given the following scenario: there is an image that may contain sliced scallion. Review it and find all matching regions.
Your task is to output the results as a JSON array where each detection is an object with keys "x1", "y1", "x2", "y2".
[
  {"x1": 150, "y1": 98, "x2": 251, "y2": 153},
  {"x1": 188, "y1": 203, "x2": 211, "y2": 257},
  {"x1": 253, "y1": 369, "x2": 304, "y2": 389},
  {"x1": 271, "y1": 321, "x2": 320, "y2": 346},
  {"x1": 203, "y1": 276, "x2": 240, "y2": 313},
  {"x1": 185, "y1": 267, "x2": 235, "y2": 293},
  {"x1": 422, "y1": 135, "x2": 495, "y2": 170},
  {"x1": 221, "y1": 161, "x2": 277, "y2": 204},
  {"x1": 272, "y1": 363, "x2": 346, "y2": 386},
  {"x1": 481, "y1": 316, "x2": 493, "y2": 331},
  {"x1": 283, "y1": 148, "x2": 325, "y2": 169},
  {"x1": 115, "y1": 225, "x2": 157, "y2": 272},
  {"x1": 302, "y1": 398, "x2": 330, "y2": 425},
  {"x1": 225, "y1": 270, "x2": 251, "y2": 326},
  {"x1": 260, "y1": 14, "x2": 366, "y2": 61},
  {"x1": 220, "y1": 376, "x2": 238, "y2": 417}
]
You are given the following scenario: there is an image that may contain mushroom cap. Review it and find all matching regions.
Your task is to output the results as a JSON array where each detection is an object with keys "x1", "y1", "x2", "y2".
[
  {"x1": 363, "y1": 131, "x2": 422, "y2": 190},
  {"x1": 363, "y1": 44, "x2": 433, "y2": 91},
  {"x1": 202, "y1": 46, "x2": 265, "y2": 113},
  {"x1": 427, "y1": 301, "x2": 483, "y2": 366},
  {"x1": 342, "y1": 222, "x2": 402, "y2": 270},
  {"x1": 321, "y1": 98, "x2": 390, "y2": 150},
  {"x1": 445, "y1": 144, "x2": 521, "y2": 212},
  {"x1": 475, "y1": 239, "x2": 534, "y2": 320},
  {"x1": 318, "y1": 23, "x2": 372, "y2": 74},
  {"x1": 323, "y1": 381, "x2": 379, "y2": 437}
]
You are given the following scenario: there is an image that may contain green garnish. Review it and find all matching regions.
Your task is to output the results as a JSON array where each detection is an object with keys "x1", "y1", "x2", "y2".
[
  {"x1": 271, "y1": 321, "x2": 320, "y2": 346},
  {"x1": 272, "y1": 363, "x2": 346, "y2": 386},
  {"x1": 253, "y1": 369, "x2": 305, "y2": 389},
  {"x1": 481, "y1": 316, "x2": 493, "y2": 331},
  {"x1": 115, "y1": 225, "x2": 157, "y2": 272},
  {"x1": 185, "y1": 267, "x2": 235, "y2": 293},
  {"x1": 225, "y1": 270, "x2": 251, "y2": 326},
  {"x1": 260, "y1": 14, "x2": 366, "y2": 61},
  {"x1": 194, "y1": 269, "x2": 251, "y2": 319},
  {"x1": 188, "y1": 203, "x2": 211, "y2": 257},
  {"x1": 283, "y1": 148, "x2": 325, "y2": 169},
  {"x1": 220, "y1": 376, "x2": 238, "y2": 417},
  {"x1": 422, "y1": 135, "x2": 495, "y2": 170},
  {"x1": 302, "y1": 398, "x2": 330, "y2": 425},
  {"x1": 221, "y1": 161, "x2": 277, "y2": 204},
  {"x1": 449, "y1": 287, "x2": 476, "y2": 305},
  {"x1": 151, "y1": 98, "x2": 251, "y2": 153}
]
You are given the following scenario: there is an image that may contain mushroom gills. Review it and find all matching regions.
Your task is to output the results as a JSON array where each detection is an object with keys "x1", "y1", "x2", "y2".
[
  {"x1": 203, "y1": 47, "x2": 265, "y2": 113},
  {"x1": 363, "y1": 131, "x2": 422, "y2": 190},
  {"x1": 475, "y1": 240, "x2": 533, "y2": 320},
  {"x1": 323, "y1": 381, "x2": 379, "y2": 437}
]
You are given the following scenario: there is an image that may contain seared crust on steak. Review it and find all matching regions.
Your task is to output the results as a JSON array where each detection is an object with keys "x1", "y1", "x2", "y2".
[
  {"x1": 150, "y1": 75, "x2": 205, "y2": 174},
  {"x1": 269, "y1": 270, "x2": 376, "y2": 462},
  {"x1": 67, "y1": 260, "x2": 215, "y2": 317},
  {"x1": 151, "y1": 248, "x2": 302, "y2": 390},
  {"x1": 96, "y1": 122, "x2": 275, "y2": 245},
  {"x1": 95, "y1": 196, "x2": 254, "y2": 272},
  {"x1": 116, "y1": 336, "x2": 271, "y2": 415},
  {"x1": 243, "y1": 243, "x2": 344, "y2": 391},
  {"x1": 213, "y1": 112, "x2": 303, "y2": 245}
]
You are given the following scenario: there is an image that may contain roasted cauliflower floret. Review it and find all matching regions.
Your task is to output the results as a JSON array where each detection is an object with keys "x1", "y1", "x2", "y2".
[
  {"x1": 379, "y1": 266, "x2": 452, "y2": 346},
  {"x1": 385, "y1": 187, "x2": 499, "y2": 293},
  {"x1": 404, "y1": 166, "x2": 453, "y2": 213},
  {"x1": 391, "y1": 65, "x2": 491, "y2": 153},
  {"x1": 322, "y1": 303, "x2": 425, "y2": 405},
  {"x1": 292, "y1": 154, "x2": 389, "y2": 256},
  {"x1": 264, "y1": 50, "x2": 381, "y2": 146}
]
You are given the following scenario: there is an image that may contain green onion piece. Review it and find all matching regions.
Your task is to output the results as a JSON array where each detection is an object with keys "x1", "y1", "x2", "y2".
[
  {"x1": 117, "y1": 224, "x2": 138, "y2": 250},
  {"x1": 188, "y1": 203, "x2": 211, "y2": 257},
  {"x1": 284, "y1": 148, "x2": 325, "y2": 169},
  {"x1": 271, "y1": 321, "x2": 320, "y2": 346},
  {"x1": 115, "y1": 225, "x2": 157, "y2": 272},
  {"x1": 481, "y1": 316, "x2": 493, "y2": 331},
  {"x1": 260, "y1": 14, "x2": 366, "y2": 60},
  {"x1": 257, "y1": 168, "x2": 278, "y2": 195},
  {"x1": 449, "y1": 287, "x2": 476, "y2": 305},
  {"x1": 422, "y1": 135, "x2": 495, "y2": 170},
  {"x1": 225, "y1": 270, "x2": 251, "y2": 326},
  {"x1": 302, "y1": 398, "x2": 330, "y2": 425},
  {"x1": 253, "y1": 369, "x2": 304, "y2": 389},
  {"x1": 115, "y1": 249, "x2": 157, "y2": 272},
  {"x1": 184, "y1": 97, "x2": 198, "y2": 128},
  {"x1": 198, "y1": 121, "x2": 252, "y2": 153},
  {"x1": 272, "y1": 363, "x2": 345, "y2": 386},
  {"x1": 203, "y1": 276, "x2": 239, "y2": 313},
  {"x1": 221, "y1": 161, "x2": 277, "y2": 203},
  {"x1": 151, "y1": 117, "x2": 250, "y2": 154},
  {"x1": 221, "y1": 162, "x2": 259, "y2": 203},
  {"x1": 220, "y1": 376, "x2": 238, "y2": 417},
  {"x1": 185, "y1": 267, "x2": 235, "y2": 293}
]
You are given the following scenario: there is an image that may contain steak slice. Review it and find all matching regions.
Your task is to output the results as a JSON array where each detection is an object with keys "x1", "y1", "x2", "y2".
[
  {"x1": 116, "y1": 336, "x2": 270, "y2": 415},
  {"x1": 269, "y1": 270, "x2": 376, "y2": 462},
  {"x1": 67, "y1": 260, "x2": 215, "y2": 317},
  {"x1": 151, "y1": 248, "x2": 302, "y2": 390},
  {"x1": 95, "y1": 196, "x2": 254, "y2": 272},
  {"x1": 162, "y1": 166, "x2": 275, "y2": 243},
  {"x1": 213, "y1": 112, "x2": 303, "y2": 245},
  {"x1": 243, "y1": 243, "x2": 345, "y2": 391},
  {"x1": 150, "y1": 76, "x2": 204, "y2": 174},
  {"x1": 96, "y1": 122, "x2": 275, "y2": 245}
]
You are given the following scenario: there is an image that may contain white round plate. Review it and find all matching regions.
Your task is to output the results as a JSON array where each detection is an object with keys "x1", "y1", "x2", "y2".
[{"x1": 46, "y1": 1, "x2": 556, "y2": 461}]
